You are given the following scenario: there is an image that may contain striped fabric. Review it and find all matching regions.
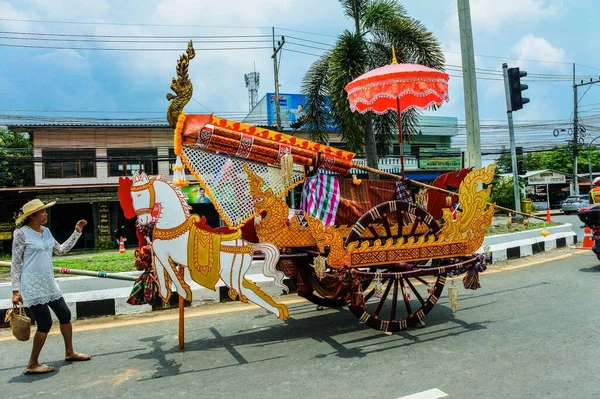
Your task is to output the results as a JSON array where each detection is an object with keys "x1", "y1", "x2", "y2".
[
  {"x1": 335, "y1": 179, "x2": 398, "y2": 226},
  {"x1": 300, "y1": 173, "x2": 341, "y2": 226}
]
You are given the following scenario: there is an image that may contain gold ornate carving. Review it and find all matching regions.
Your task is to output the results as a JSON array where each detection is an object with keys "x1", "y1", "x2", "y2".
[
  {"x1": 244, "y1": 166, "x2": 317, "y2": 247},
  {"x1": 345, "y1": 165, "x2": 496, "y2": 266},
  {"x1": 166, "y1": 41, "x2": 196, "y2": 128}
]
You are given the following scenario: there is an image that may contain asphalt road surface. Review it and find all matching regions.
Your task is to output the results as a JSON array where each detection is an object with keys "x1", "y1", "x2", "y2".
[{"x1": 1, "y1": 248, "x2": 600, "y2": 399}]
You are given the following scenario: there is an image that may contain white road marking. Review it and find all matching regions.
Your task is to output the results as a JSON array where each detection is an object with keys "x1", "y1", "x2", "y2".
[{"x1": 398, "y1": 388, "x2": 449, "y2": 399}]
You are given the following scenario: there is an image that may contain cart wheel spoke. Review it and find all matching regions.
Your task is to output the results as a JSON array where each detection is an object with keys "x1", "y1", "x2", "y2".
[
  {"x1": 405, "y1": 277, "x2": 425, "y2": 305},
  {"x1": 399, "y1": 277, "x2": 413, "y2": 315},
  {"x1": 382, "y1": 216, "x2": 392, "y2": 238},
  {"x1": 374, "y1": 280, "x2": 393, "y2": 319},
  {"x1": 390, "y1": 279, "x2": 399, "y2": 322},
  {"x1": 367, "y1": 225, "x2": 380, "y2": 239}
]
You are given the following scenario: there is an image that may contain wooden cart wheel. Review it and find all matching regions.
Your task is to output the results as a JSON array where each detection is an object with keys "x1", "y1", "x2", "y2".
[
  {"x1": 348, "y1": 272, "x2": 447, "y2": 333},
  {"x1": 344, "y1": 200, "x2": 440, "y2": 248}
]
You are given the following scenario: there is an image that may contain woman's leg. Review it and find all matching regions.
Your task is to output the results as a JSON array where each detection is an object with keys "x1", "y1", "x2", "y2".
[
  {"x1": 48, "y1": 298, "x2": 89, "y2": 360},
  {"x1": 27, "y1": 303, "x2": 54, "y2": 372}
]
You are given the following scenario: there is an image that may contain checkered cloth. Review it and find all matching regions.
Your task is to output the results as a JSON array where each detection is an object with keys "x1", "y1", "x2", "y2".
[
  {"x1": 300, "y1": 173, "x2": 341, "y2": 226},
  {"x1": 396, "y1": 181, "x2": 412, "y2": 202}
]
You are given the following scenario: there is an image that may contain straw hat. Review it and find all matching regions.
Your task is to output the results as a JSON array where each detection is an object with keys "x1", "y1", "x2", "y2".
[{"x1": 15, "y1": 199, "x2": 56, "y2": 225}]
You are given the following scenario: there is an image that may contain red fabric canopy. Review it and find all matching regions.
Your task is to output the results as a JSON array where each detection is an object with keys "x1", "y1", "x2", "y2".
[{"x1": 345, "y1": 63, "x2": 449, "y2": 114}]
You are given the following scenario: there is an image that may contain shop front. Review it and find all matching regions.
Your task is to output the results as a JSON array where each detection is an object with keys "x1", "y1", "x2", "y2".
[{"x1": 524, "y1": 170, "x2": 570, "y2": 210}]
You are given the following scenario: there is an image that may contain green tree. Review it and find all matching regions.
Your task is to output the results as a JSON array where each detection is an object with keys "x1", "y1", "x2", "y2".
[
  {"x1": 0, "y1": 128, "x2": 34, "y2": 187},
  {"x1": 490, "y1": 176, "x2": 524, "y2": 211},
  {"x1": 300, "y1": 0, "x2": 445, "y2": 171},
  {"x1": 496, "y1": 145, "x2": 600, "y2": 176}
]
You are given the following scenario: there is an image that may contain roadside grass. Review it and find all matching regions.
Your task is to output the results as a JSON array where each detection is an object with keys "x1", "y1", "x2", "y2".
[
  {"x1": 52, "y1": 253, "x2": 138, "y2": 273},
  {"x1": 0, "y1": 252, "x2": 138, "y2": 281},
  {"x1": 487, "y1": 221, "x2": 562, "y2": 236}
]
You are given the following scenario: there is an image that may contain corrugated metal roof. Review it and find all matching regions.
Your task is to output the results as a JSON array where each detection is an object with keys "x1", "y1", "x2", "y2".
[
  {"x1": 6, "y1": 123, "x2": 170, "y2": 129},
  {"x1": 0, "y1": 183, "x2": 119, "y2": 192}
]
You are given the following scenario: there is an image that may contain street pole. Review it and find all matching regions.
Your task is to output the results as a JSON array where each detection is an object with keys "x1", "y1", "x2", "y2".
[
  {"x1": 502, "y1": 63, "x2": 521, "y2": 213},
  {"x1": 457, "y1": 0, "x2": 482, "y2": 168},
  {"x1": 588, "y1": 136, "x2": 600, "y2": 186},
  {"x1": 573, "y1": 63, "x2": 579, "y2": 195},
  {"x1": 272, "y1": 28, "x2": 285, "y2": 132}
]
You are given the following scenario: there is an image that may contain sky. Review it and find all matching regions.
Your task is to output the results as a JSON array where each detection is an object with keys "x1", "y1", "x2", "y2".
[{"x1": 1, "y1": 0, "x2": 600, "y2": 155}]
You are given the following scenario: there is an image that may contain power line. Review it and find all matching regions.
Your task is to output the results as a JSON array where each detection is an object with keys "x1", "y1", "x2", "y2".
[
  {"x1": 0, "y1": 17, "x2": 271, "y2": 29},
  {"x1": 0, "y1": 35, "x2": 273, "y2": 44},
  {"x1": 0, "y1": 43, "x2": 272, "y2": 51}
]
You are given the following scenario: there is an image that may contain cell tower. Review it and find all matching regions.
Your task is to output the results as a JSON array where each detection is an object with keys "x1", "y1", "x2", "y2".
[{"x1": 244, "y1": 63, "x2": 260, "y2": 111}]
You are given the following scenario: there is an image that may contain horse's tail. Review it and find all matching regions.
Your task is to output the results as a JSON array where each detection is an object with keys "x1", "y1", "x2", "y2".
[{"x1": 253, "y1": 243, "x2": 288, "y2": 293}]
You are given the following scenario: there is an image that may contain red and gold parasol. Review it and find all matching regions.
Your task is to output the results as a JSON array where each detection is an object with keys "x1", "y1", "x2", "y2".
[{"x1": 344, "y1": 49, "x2": 449, "y2": 178}]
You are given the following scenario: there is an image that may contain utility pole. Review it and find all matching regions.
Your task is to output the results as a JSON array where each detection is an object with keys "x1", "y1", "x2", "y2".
[
  {"x1": 573, "y1": 63, "x2": 579, "y2": 195},
  {"x1": 502, "y1": 63, "x2": 521, "y2": 213},
  {"x1": 573, "y1": 73, "x2": 600, "y2": 194},
  {"x1": 271, "y1": 28, "x2": 285, "y2": 132},
  {"x1": 457, "y1": 0, "x2": 482, "y2": 168}
]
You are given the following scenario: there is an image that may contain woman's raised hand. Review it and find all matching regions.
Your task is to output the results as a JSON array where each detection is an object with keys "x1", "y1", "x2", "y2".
[{"x1": 75, "y1": 220, "x2": 87, "y2": 233}]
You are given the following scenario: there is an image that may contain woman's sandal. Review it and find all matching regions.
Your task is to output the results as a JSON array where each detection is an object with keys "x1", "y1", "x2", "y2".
[
  {"x1": 25, "y1": 364, "x2": 55, "y2": 375},
  {"x1": 65, "y1": 353, "x2": 91, "y2": 362}
]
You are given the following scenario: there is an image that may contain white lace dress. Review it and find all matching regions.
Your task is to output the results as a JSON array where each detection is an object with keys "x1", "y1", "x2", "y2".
[{"x1": 11, "y1": 226, "x2": 81, "y2": 307}]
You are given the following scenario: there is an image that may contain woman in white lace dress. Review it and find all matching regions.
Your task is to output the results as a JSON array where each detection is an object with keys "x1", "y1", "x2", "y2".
[{"x1": 11, "y1": 199, "x2": 91, "y2": 375}]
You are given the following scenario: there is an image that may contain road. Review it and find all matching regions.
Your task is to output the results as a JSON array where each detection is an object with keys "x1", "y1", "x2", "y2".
[
  {"x1": 1, "y1": 248, "x2": 600, "y2": 399},
  {"x1": 552, "y1": 213, "x2": 585, "y2": 241}
]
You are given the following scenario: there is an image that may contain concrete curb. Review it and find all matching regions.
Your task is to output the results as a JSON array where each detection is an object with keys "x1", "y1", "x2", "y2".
[
  {"x1": 479, "y1": 223, "x2": 578, "y2": 263},
  {"x1": 0, "y1": 223, "x2": 579, "y2": 326}
]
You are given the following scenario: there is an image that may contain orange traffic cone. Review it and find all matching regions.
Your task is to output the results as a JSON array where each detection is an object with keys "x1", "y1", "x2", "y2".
[
  {"x1": 582, "y1": 227, "x2": 594, "y2": 249},
  {"x1": 546, "y1": 209, "x2": 552, "y2": 223},
  {"x1": 119, "y1": 236, "x2": 126, "y2": 254}
]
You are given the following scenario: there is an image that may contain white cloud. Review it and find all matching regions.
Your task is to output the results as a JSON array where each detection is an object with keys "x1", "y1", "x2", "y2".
[
  {"x1": 512, "y1": 34, "x2": 566, "y2": 66},
  {"x1": 469, "y1": 0, "x2": 562, "y2": 31}
]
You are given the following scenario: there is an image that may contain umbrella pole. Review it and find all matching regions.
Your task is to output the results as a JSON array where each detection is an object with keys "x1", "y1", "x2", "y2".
[{"x1": 397, "y1": 97, "x2": 405, "y2": 179}]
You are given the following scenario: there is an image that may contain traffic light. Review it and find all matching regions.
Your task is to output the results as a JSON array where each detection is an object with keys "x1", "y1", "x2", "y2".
[{"x1": 508, "y1": 67, "x2": 530, "y2": 111}]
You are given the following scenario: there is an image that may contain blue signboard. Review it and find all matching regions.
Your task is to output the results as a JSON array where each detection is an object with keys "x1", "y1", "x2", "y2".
[{"x1": 265, "y1": 93, "x2": 337, "y2": 131}]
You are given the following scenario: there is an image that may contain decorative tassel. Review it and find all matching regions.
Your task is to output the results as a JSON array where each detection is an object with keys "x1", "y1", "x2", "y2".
[
  {"x1": 448, "y1": 281, "x2": 459, "y2": 315},
  {"x1": 352, "y1": 174, "x2": 362, "y2": 185},
  {"x1": 314, "y1": 255, "x2": 327, "y2": 280},
  {"x1": 172, "y1": 156, "x2": 189, "y2": 187},
  {"x1": 228, "y1": 288, "x2": 238, "y2": 301},
  {"x1": 374, "y1": 273, "x2": 384, "y2": 298},
  {"x1": 416, "y1": 189, "x2": 428, "y2": 209},
  {"x1": 280, "y1": 153, "x2": 294, "y2": 187},
  {"x1": 463, "y1": 267, "x2": 481, "y2": 290},
  {"x1": 427, "y1": 283, "x2": 435, "y2": 296},
  {"x1": 446, "y1": 195, "x2": 453, "y2": 206}
]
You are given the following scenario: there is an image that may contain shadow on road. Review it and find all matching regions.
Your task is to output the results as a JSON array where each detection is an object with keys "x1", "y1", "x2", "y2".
[
  {"x1": 128, "y1": 297, "x2": 497, "y2": 379},
  {"x1": 579, "y1": 264, "x2": 600, "y2": 273}
]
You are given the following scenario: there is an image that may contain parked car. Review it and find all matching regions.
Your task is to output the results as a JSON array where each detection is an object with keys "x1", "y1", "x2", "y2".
[{"x1": 561, "y1": 194, "x2": 590, "y2": 214}]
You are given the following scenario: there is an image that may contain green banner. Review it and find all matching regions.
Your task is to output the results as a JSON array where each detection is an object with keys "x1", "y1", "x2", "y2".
[
  {"x1": 419, "y1": 148, "x2": 461, "y2": 170},
  {"x1": 181, "y1": 184, "x2": 212, "y2": 204}
]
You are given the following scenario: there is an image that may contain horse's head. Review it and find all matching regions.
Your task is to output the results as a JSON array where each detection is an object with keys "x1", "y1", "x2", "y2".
[{"x1": 130, "y1": 172, "x2": 159, "y2": 226}]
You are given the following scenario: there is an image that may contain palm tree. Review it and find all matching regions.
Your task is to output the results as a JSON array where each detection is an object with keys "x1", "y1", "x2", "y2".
[{"x1": 301, "y1": 0, "x2": 445, "y2": 172}]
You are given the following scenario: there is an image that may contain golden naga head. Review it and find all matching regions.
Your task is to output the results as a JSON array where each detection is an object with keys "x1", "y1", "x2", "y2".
[{"x1": 244, "y1": 166, "x2": 276, "y2": 212}]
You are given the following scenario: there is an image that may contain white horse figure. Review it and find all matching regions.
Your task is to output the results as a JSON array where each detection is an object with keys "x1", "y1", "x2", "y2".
[{"x1": 118, "y1": 172, "x2": 290, "y2": 320}]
